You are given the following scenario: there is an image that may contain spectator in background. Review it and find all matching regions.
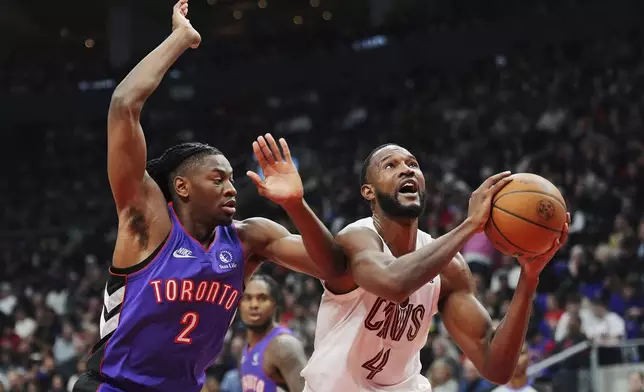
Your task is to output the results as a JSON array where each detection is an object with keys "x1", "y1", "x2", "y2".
[
  {"x1": 52, "y1": 322, "x2": 78, "y2": 365},
  {"x1": 431, "y1": 337, "x2": 461, "y2": 380},
  {"x1": 202, "y1": 375, "x2": 220, "y2": 392},
  {"x1": 551, "y1": 314, "x2": 589, "y2": 392},
  {"x1": 458, "y1": 359, "x2": 494, "y2": 392},
  {"x1": 13, "y1": 310, "x2": 36, "y2": 340},
  {"x1": 428, "y1": 359, "x2": 458, "y2": 392},
  {"x1": 586, "y1": 293, "x2": 626, "y2": 365},
  {"x1": 554, "y1": 294, "x2": 591, "y2": 342},
  {"x1": 50, "y1": 374, "x2": 65, "y2": 392},
  {"x1": 489, "y1": 255, "x2": 520, "y2": 293},
  {"x1": 461, "y1": 232, "x2": 499, "y2": 283},
  {"x1": 0, "y1": 284, "x2": 16, "y2": 317},
  {"x1": 629, "y1": 371, "x2": 644, "y2": 392},
  {"x1": 585, "y1": 294, "x2": 625, "y2": 345},
  {"x1": 637, "y1": 220, "x2": 644, "y2": 260},
  {"x1": 219, "y1": 336, "x2": 243, "y2": 392}
]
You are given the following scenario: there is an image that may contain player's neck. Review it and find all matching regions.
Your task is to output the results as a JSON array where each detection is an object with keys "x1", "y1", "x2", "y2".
[
  {"x1": 246, "y1": 323, "x2": 277, "y2": 348},
  {"x1": 174, "y1": 204, "x2": 217, "y2": 247},
  {"x1": 372, "y1": 213, "x2": 418, "y2": 256},
  {"x1": 507, "y1": 375, "x2": 529, "y2": 389}
]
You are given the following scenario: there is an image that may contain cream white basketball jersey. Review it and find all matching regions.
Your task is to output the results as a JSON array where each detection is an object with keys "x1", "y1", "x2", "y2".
[{"x1": 301, "y1": 217, "x2": 441, "y2": 392}]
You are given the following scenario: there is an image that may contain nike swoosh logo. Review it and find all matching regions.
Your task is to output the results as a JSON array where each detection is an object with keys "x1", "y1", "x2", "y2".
[{"x1": 173, "y1": 250, "x2": 196, "y2": 258}]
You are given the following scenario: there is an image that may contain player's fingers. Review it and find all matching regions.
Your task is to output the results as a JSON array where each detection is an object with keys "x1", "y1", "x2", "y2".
[
  {"x1": 265, "y1": 133, "x2": 284, "y2": 162},
  {"x1": 538, "y1": 238, "x2": 560, "y2": 261},
  {"x1": 559, "y1": 222, "x2": 569, "y2": 245},
  {"x1": 279, "y1": 138, "x2": 293, "y2": 164},
  {"x1": 488, "y1": 177, "x2": 513, "y2": 196},
  {"x1": 252, "y1": 141, "x2": 270, "y2": 169},
  {"x1": 482, "y1": 171, "x2": 512, "y2": 189},
  {"x1": 246, "y1": 171, "x2": 264, "y2": 189},
  {"x1": 257, "y1": 136, "x2": 277, "y2": 165}
]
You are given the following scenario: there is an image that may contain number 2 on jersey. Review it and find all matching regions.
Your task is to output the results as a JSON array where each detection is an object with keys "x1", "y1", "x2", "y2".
[
  {"x1": 361, "y1": 348, "x2": 391, "y2": 380},
  {"x1": 175, "y1": 311, "x2": 199, "y2": 344}
]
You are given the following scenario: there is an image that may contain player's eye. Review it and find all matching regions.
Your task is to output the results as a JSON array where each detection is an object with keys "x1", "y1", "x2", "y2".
[
  {"x1": 409, "y1": 161, "x2": 419, "y2": 168},
  {"x1": 213, "y1": 178, "x2": 223, "y2": 185},
  {"x1": 384, "y1": 163, "x2": 394, "y2": 169}
]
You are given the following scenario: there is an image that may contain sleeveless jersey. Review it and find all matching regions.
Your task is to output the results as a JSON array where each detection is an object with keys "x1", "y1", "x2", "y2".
[
  {"x1": 86, "y1": 205, "x2": 245, "y2": 392},
  {"x1": 301, "y1": 217, "x2": 441, "y2": 392},
  {"x1": 240, "y1": 326, "x2": 293, "y2": 392}
]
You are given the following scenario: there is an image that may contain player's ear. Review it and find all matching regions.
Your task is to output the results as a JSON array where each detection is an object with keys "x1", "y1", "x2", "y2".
[
  {"x1": 174, "y1": 176, "x2": 190, "y2": 199},
  {"x1": 361, "y1": 184, "x2": 375, "y2": 201}
]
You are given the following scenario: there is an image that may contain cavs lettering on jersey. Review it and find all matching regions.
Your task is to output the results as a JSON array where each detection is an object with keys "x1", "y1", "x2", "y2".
[
  {"x1": 86, "y1": 204, "x2": 244, "y2": 392},
  {"x1": 240, "y1": 326, "x2": 293, "y2": 392},
  {"x1": 301, "y1": 217, "x2": 441, "y2": 392}
]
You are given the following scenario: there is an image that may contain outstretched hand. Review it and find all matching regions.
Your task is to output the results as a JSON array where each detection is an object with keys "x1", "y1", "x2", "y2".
[
  {"x1": 172, "y1": 0, "x2": 201, "y2": 49},
  {"x1": 247, "y1": 134, "x2": 304, "y2": 207},
  {"x1": 518, "y1": 212, "x2": 571, "y2": 277}
]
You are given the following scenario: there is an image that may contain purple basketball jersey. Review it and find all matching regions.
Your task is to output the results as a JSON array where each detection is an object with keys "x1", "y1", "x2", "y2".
[
  {"x1": 240, "y1": 326, "x2": 293, "y2": 392},
  {"x1": 87, "y1": 205, "x2": 245, "y2": 392}
]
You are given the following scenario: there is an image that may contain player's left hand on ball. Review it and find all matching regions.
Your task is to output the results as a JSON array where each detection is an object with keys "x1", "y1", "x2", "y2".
[
  {"x1": 519, "y1": 212, "x2": 570, "y2": 277},
  {"x1": 247, "y1": 134, "x2": 304, "y2": 207}
]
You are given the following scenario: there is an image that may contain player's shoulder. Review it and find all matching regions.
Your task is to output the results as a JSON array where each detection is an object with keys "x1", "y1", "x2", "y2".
[
  {"x1": 234, "y1": 218, "x2": 289, "y2": 244},
  {"x1": 335, "y1": 219, "x2": 382, "y2": 251},
  {"x1": 266, "y1": 332, "x2": 306, "y2": 362},
  {"x1": 271, "y1": 332, "x2": 301, "y2": 348},
  {"x1": 336, "y1": 217, "x2": 376, "y2": 237}
]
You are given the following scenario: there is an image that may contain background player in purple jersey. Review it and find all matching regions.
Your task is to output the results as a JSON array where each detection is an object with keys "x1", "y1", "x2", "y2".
[
  {"x1": 73, "y1": 1, "x2": 344, "y2": 391},
  {"x1": 239, "y1": 275, "x2": 307, "y2": 392}
]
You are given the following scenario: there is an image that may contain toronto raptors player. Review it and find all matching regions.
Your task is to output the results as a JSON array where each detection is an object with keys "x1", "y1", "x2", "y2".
[{"x1": 301, "y1": 144, "x2": 569, "y2": 392}]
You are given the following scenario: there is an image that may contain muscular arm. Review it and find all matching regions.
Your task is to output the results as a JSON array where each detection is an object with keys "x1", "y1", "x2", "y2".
[
  {"x1": 328, "y1": 219, "x2": 476, "y2": 303},
  {"x1": 438, "y1": 258, "x2": 537, "y2": 384},
  {"x1": 108, "y1": 26, "x2": 194, "y2": 211},
  {"x1": 281, "y1": 199, "x2": 346, "y2": 276},
  {"x1": 243, "y1": 211, "x2": 345, "y2": 281},
  {"x1": 265, "y1": 334, "x2": 307, "y2": 392}
]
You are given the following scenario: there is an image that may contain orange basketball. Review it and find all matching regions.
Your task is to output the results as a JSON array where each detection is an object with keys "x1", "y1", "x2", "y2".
[{"x1": 484, "y1": 173, "x2": 567, "y2": 258}]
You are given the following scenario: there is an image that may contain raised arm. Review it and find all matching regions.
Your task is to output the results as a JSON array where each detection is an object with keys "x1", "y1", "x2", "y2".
[
  {"x1": 325, "y1": 172, "x2": 513, "y2": 302},
  {"x1": 438, "y1": 216, "x2": 569, "y2": 384},
  {"x1": 264, "y1": 334, "x2": 307, "y2": 392},
  {"x1": 108, "y1": 0, "x2": 200, "y2": 212},
  {"x1": 245, "y1": 134, "x2": 345, "y2": 279}
]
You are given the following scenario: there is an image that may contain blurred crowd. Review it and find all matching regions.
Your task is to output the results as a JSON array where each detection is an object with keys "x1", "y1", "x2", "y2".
[{"x1": 3, "y1": 17, "x2": 644, "y2": 392}]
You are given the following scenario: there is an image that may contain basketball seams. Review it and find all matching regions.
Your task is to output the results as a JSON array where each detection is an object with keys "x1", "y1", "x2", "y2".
[
  {"x1": 492, "y1": 205, "x2": 563, "y2": 233},
  {"x1": 493, "y1": 190, "x2": 566, "y2": 209},
  {"x1": 489, "y1": 216, "x2": 537, "y2": 255}
]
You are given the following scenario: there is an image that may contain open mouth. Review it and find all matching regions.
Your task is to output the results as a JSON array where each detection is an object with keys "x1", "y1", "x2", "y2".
[{"x1": 397, "y1": 179, "x2": 419, "y2": 195}]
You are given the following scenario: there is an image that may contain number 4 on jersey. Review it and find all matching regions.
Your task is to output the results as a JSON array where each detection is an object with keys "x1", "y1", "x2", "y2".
[{"x1": 361, "y1": 348, "x2": 391, "y2": 380}]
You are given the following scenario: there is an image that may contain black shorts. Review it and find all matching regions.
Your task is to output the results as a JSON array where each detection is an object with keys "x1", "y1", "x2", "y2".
[{"x1": 73, "y1": 372, "x2": 127, "y2": 392}]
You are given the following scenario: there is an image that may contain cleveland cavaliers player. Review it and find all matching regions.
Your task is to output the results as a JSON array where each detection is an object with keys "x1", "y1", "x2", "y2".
[{"x1": 301, "y1": 144, "x2": 569, "y2": 391}]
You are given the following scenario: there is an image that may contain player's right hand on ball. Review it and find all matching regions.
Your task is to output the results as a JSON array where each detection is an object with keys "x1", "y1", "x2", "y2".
[
  {"x1": 466, "y1": 171, "x2": 513, "y2": 232},
  {"x1": 172, "y1": 0, "x2": 201, "y2": 49}
]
